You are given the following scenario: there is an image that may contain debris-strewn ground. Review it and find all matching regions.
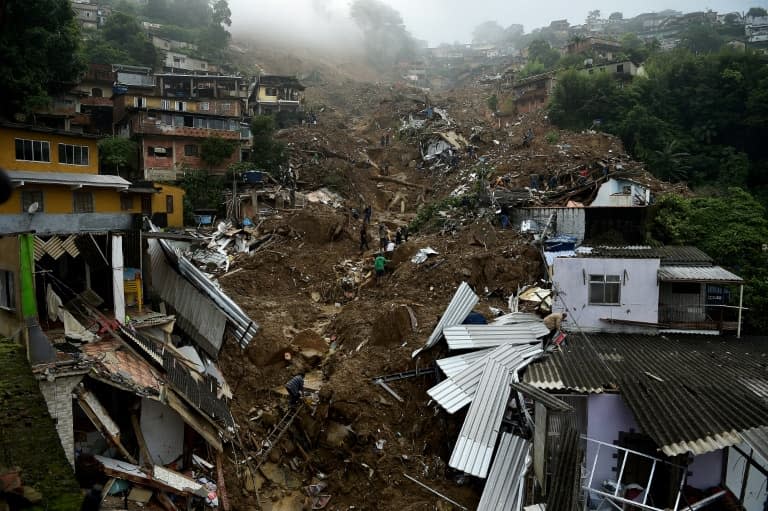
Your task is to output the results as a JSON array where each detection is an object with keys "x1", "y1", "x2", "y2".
[{"x1": 213, "y1": 73, "x2": 678, "y2": 509}]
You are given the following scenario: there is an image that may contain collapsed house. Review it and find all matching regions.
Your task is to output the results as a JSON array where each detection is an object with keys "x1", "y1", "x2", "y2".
[{"x1": 407, "y1": 271, "x2": 767, "y2": 510}]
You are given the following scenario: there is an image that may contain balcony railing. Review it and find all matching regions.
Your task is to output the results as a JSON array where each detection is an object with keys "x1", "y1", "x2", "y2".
[{"x1": 658, "y1": 304, "x2": 739, "y2": 331}]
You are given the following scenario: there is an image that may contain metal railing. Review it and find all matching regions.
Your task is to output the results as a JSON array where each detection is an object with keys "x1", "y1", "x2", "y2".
[{"x1": 658, "y1": 304, "x2": 739, "y2": 331}]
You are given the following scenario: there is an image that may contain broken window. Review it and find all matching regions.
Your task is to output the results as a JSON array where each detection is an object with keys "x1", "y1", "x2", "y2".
[
  {"x1": 15, "y1": 139, "x2": 51, "y2": 162},
  {"x1": 73, "y1": 191, "x2": 94, "y2": 213},
  {"x1": 21, "y1": 190, "x2": 44, "y2": 213},
  {"x1": 589, "y1": 274, "x2": 621, "y2": 305},
  {"x1": 0, "y1": 270, "x2": 15, "y2": 310}
]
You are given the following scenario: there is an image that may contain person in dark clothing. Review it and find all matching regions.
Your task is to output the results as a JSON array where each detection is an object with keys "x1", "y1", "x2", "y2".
[
  {"x1": 363, "y1": 205, "x2": 372, "y2": 224},
  {"x1": 360, "y1": 225, "x2": 370, "y2": 252},
  {"x1": 80, "y1": 484, "x2": 103, "y2": 511},
  {"x1": 378, "y1": 223, "x2": 387, "y2": 250},
  {"x1": 402, "y1": 225, "x2": 409, "y2": 242},
  {"x1": 395, "y1": 228, "x2": 403, "y2": 245},
  {"x1": 285, "y1": 374, "x2": 305, "y2": 407}
]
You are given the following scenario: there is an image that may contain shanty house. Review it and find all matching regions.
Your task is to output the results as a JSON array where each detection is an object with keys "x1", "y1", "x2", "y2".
[
  {"x1": 551, "y1": 246, "x2": 745, "y2": 335},
  {"x1": 249, "y1": 75, "x2": 306, "y2": 115},
  {"x1": 511, "y1": 73, "x2": 557, "y2": 114}
]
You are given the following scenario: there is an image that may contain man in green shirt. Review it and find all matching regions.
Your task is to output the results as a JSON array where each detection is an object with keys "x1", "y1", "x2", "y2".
[{"x1": 374, "y1": 252, "x2": 389, "y2": 284}]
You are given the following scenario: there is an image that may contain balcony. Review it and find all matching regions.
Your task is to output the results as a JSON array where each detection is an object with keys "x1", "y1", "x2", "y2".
[
  {"x1": 133, "y1": 120, "x2": 240, "y2": 139},
  {"x1": 658, "y1": 304, "x2": 739, "y2": 332}
]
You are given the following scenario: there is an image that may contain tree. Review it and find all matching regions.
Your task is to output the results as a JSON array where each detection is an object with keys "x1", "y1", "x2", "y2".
[
  {"x1": 747, "y1": 7, "x2": 767, "y2": 18},
  {"x1": 100, "y1": 11, "x2": 156, "y2": 66},
  {"x1": 350, "y1": 0, "x2": 415, "y2": 70},
  {"x1": 250, "y1": 116, "x2": 287, "y2": 173},
  {"x1": 211, "y1": 0, "x2": 231, "y2": 27},
  {"x1": 179, "y1": 169, "x2": 225, "y2": 223},
  {"x1": 200, "y1": 136, "x2": 235, "y2": 173},
  {"x1": 98, "y1": 137, "x2": 138, "y2": 177},
  {"x1": 0, "y1": 0, "x2": 84, "y2": 117},
  {"x1": 486, "y1": 94, "x2": 498, "y2": 112},
  {"x1": 528, "y1": 39, "x2": 560, "y2": 69},
  {"x1": 472, "y1": 21, "x2": 506, "y2": 44},
  {"x1": 679, "y1": 22, "x2": 723, "y2": 54},
  {"x1": 609, "y1": 12, "x2": 623, "y2": 21}
]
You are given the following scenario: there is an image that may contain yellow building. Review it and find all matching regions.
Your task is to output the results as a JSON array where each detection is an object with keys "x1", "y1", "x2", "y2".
[
  {"x1": 121, "y1": 182, "x2": 186, "y2": 228},
  {"x1": 0, "y1": 123, "x2": 133, "y2": 233}
]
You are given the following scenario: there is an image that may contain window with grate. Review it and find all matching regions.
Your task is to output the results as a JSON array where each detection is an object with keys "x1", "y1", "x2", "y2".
[
  {"x1": 589, "y1": 274, "x2": 621, "y2": 305},
  {"x1": 21, "y1": 191, "x2": 44, "y2": 213},
  {"x1": 0, "y1": 270, "x2": 15, "y2": 310},
  {"x1": 73, "y1": 191, "x2": 94, "y2": 213}
]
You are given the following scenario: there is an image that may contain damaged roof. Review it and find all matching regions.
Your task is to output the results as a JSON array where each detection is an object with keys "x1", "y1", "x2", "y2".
[
  {"x1": 82, "y1": 340, "x2": 163, "y2": 397},
  {"x1": 523, "y1": 333, "x2": 768, "y2": 456},
  {"x1": 413, "y1": 281, "x2": 478, "y2": 358},
  {"x1": 579, "y1": 245, "x2": 713, "y2": 265}
]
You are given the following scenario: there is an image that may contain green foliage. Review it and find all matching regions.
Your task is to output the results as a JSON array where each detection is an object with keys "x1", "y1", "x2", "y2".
[
  {"x1": 98, "y1": 137, "x2": 139, "y2": 176},
  {"x1": 549, "y1": 49, "x2": 768, "y2": 194},
  {"x1": 84, "y1": 11, "x2": 156, "y2": 66},
  {"x1": 179, "y1": 169, "x2": 225, "y2": 223},
  {"x1": 517, "y1": 60, "x2": 546, "y2": 79},
  {"x1": 350, "y1": 0, "x2": 415, "y2": 70},
  {"x1": 250, "y1": 116, "x2": 288, "y2": 172},
  {"x1": 409, "y1": 196, "x2": 464, "y2": 233},
  {"x1": 652, "y1": 190, "x2": 768, "y2": 331},
  {"x1": 545, "y1": 131, "x2": 560, "y2": 144},
  {"x1": 679, "y1": 22, "x2": 725, "y2": 54},
  {"x1": 200, "y1": 136, "x2": 236, "y2": 171},
  {"x1": 486, "y1": 94, "x2": 499, "y2": 112},
  {"x1": 527, "y1": 39, "x2": 561, "y2": 69},
  {"x1": 0, "y1": 0, "x2": 85, "y2": 118}
]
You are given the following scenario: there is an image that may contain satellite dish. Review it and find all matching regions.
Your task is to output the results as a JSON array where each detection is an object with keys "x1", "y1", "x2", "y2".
[{"x1": 27, "y1": 201, "x2": 39, "y2": 214}]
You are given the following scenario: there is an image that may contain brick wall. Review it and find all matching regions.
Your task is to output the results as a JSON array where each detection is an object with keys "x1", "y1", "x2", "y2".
[{"x1": 39, "y1": 375, "x2": 83, "y2": 468}]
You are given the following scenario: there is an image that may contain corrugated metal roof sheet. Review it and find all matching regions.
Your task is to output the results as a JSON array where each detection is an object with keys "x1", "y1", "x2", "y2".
[
  {"x1": 436, "y1": 349, "x2": 492, "y2": 378},
  {"x1": 477, "y1": 434, "x2": 530, "y2": 511},
  {"x1": 741, "y1": 426, "x2": 768, "y2": 462},
  {"x1": 658, "y1": 265, "x2": 743, "y2": 283},
  {"x1": 147, "y1": 238, "x2": 227, "y2": 358},
  {"x1": 413, "y1": 281, "x2": 478, "y2": 358},
  {"x1": 511, "y1": 382, "x2": 574, "y2": 412},
  {"x1": 7, "y1": 171, "x2": 131, "y2": 189},
  {"x1": 429, "y1": 344, "x2": 543, "y2": 414},
  {"x1": 449, "y1": 357, "x2": 515, "y2": 477},
  {"x1": 546, "y1": 427, "x2": 582, "y2": 511},
  {"x1": 444, "y1": 324, "x2": 547, "y2": 350},
  {"x1": 579, "y1": 245, "x2": 712, "y2": 264},
  {"x1": 523, "y1": 333, "x2": 768, "y2": 456},
  {"x1": 492, "y1": 312, "x2": 544, "y2": 325}
]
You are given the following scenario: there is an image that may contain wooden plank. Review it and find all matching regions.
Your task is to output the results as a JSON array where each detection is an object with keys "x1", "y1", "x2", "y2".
[
  {"x1": 131, "y1": 413, "x2": 153, "y2": 469},
  {"x1": 76, "y1": 388, "x2": 137, "y2": 464},
  {"x1": 165, "y1": 391, "x2": 224, "y2": 452}
]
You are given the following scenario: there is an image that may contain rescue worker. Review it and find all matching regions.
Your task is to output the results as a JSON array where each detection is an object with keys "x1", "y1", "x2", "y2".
[{"x1": 285, "y1": 373, "x2": 305, "y2": 407}]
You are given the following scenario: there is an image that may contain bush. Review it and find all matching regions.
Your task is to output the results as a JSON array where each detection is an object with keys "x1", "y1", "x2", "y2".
[{"x1": 545, "y1": 131, "x2": 560, "y2": 144}]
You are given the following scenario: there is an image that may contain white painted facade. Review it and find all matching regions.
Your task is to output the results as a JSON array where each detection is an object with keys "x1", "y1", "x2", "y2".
[
  {"x1": 552, "y1": 256, "x2": 660, "y2": 333},
  {"x1": 591, "y1": 178, "x2": 651, "y2": 207}
]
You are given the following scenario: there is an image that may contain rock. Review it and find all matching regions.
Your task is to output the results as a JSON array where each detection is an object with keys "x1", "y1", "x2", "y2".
[
  {"x1": 260, "y1": 462, "x2": 285, "y2": 486},
  {"x1": 324, "y1": 421, "x2": 353, "y2": 448}
]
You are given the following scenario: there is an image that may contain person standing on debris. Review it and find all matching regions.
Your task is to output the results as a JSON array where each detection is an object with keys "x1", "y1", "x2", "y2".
[
  {"x1": 378, "y1": 222, "x2": 387, "y2": 250},
  {"x1": 380, "y1": 134, "x2": 386, "y2": 147},
  {"x1": 395, "y1": 227, "x2": 403, "y2": 245},
  {"x1": 500, "y1": 212, "x2": 510, "y2": 229},
  {"x1": 374, "y1": 252, "x2": 389, "y2": 285},
  {"x1": 543, "y1": 311, "x2": 567, "y2": 333},
  {"x1": 364, "y1": 205, "x2": 372, "y2": 224},
  {"x1": 285, "y1": 373, "x2": 305, "y2": 407},
  {"x1": 360, "y1": 224, "x2": 370, "y2": 252},
  {"x1": 402, "y1": 224, "x2": 409, "y2": 242}
]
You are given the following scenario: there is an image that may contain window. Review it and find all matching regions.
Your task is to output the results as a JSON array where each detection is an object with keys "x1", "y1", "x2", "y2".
[
  {"x1": 58, "y1": 144, "x2": 90, "y2": 166},
  {"x1": 265, "y1": 87, "x2": 277, "y2": 96},
  {"x1": 134, "y1": 97, "x2": 146, "y2": 108},
  {"x1": 15, "y1": 139, "x2": 51, "y2": 162},
  {"x1": 184, "y1": 144, "x2": 198, "y2": 156},
  {"x1": 0, "y1": 270, "x2": 15, "y2": 310},
  {"x1": 176, "y1": 101, "x2": 186, "y2": 112},
  {"x1": 120, "y1": 195, "x2": 134, "y2": 211},
  {"x1": 166, "y1": 195, "x2": 174, "y2": 213},
  {"x1": 617, "y1": 64, "x2": 624, "y2": 73},
  {"x1": 221, "y1": 102, "x2": 232, "y2": 112},
  {"x1": 161, "y1": 99, "x2": 172, "y2": 110},
  {"x1": 73, "y1": 191, "x2": 94, "y2": 213},
  {"x1": 622, "y1": 185, "x2": 632, "y2": 194},
  {"x1": 91, "y1": 88, "x2": 103, "y2": 98},
  {"x1": 589, "y1": 274, "x2": 621, "y2": 305},
  {"x1": 199, "y1": 102, "x2": 210, "y2": 111},
  {"x1": 21, "y1": 191, "x2": 44, "y2": 213}
]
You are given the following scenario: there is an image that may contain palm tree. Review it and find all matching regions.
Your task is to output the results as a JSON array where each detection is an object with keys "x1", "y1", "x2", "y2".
[{"x1": 654, "y1": 140, "x2": 691, "y2": 182}]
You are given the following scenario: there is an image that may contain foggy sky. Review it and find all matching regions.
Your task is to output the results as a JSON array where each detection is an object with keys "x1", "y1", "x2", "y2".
[{"x1": 229, "y1": 0, "x2": 763, "y2": 47}]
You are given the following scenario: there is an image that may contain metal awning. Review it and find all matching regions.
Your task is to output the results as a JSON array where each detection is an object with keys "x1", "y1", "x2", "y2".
[
  {"x1": 658, "y1": 265, "x2": 743, "y2": 283},
  {"x1": 7, "y1": 170, "x2": 131, "y2": 189}
]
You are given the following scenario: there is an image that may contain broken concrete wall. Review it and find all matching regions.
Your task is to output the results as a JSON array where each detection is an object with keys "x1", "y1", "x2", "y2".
[
  {"x1": 39, "y1": 375, "x2": 84, "y2": 467},
  {"x1": 140, "y1": 397, "x2": 185, "y2": 465}
]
